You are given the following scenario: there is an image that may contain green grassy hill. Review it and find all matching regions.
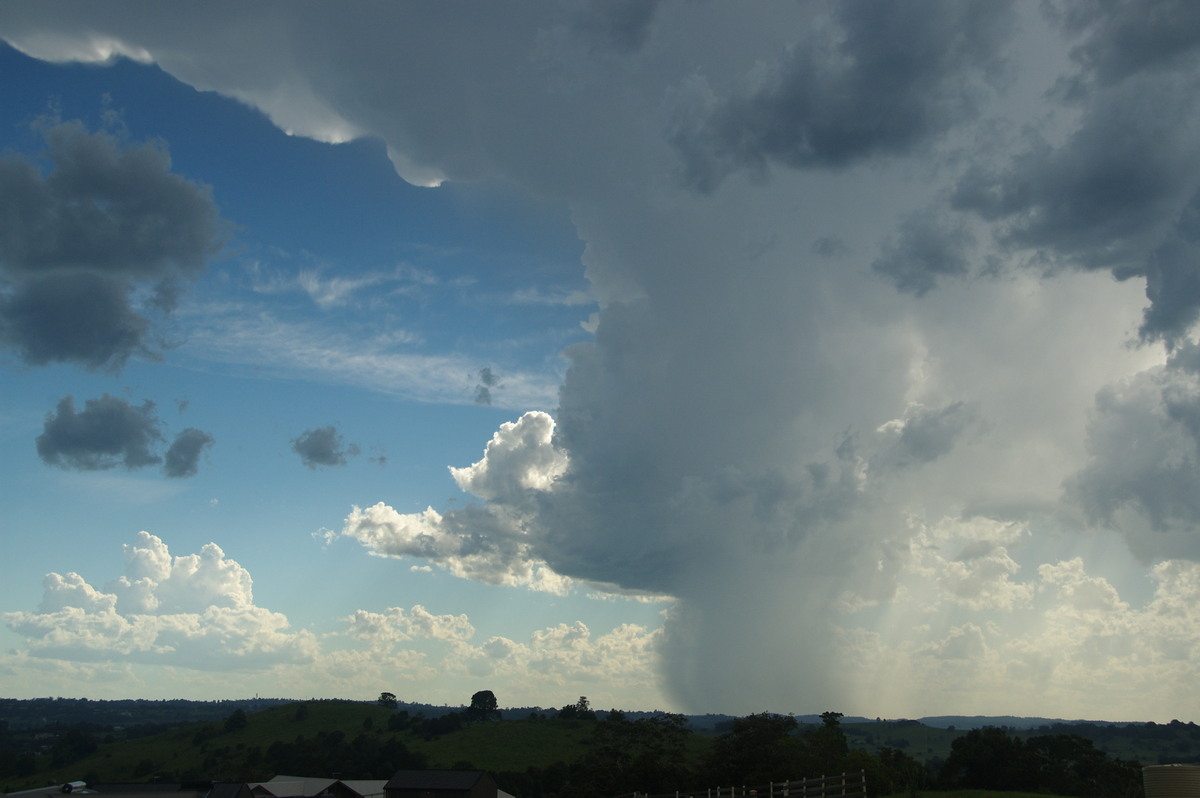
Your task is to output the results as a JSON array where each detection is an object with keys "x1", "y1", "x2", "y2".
[{"x1": 3, "y1": 701, "x2": 607, "y2": 792}]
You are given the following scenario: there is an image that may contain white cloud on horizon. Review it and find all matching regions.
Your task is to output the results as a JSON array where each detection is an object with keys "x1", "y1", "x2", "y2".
[
  {"x1": 4, "y1": 532, "x2": 317, "y2": 670},
  {"x1": 1, "y1": 533, "x2": 671, "y2": 709}
]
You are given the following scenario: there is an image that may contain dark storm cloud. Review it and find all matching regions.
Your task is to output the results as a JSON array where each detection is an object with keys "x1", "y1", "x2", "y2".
[
  {"x1": 1142, "y1": 190, "x2": 1200, "y2": 339},
  {"x1": 891, "y1": 401, "x2": 980, "y2": 466},
  {"x1": 950, "y1": 3, "x2": 1200, "y2": 343},
  {"x1": 810, "y1": 236, "x2": 848, "y2": 258},
  {"x1": 163, "y1": 428, "x2": 215, "y2": 478},
  {"x1": 0, "y1": 119, "x2": 223, "y2": 371},
  {"x1": 1049, "y1": 0, "x2": 1200, "y2": 91},
  {"x1": 673, "y1": 0, "x2": 1017, "y2": 190},
  {"x1": 572, "y1": 0, "x2": 660, "y2": 53},
  {"x1": 1066, "y1": 344, "x2": 1200, "y2": 562},
  {"x1": 872, "y1": 214, "x2": 975, "y2": 296},
  {"x1": 952, "y1": 78, "x2": 1197, "y2": 266},
  {"x1": 292, "y1": 425, "x2": 359, "y2": 469},
  {"x1": 37, "y1": 394, "x2": 163, "y2": 471}
]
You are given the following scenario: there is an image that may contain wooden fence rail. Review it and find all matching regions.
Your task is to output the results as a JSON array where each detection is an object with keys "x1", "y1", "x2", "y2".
[{"x1": 617, "y1": 769, "x2": 867, "y2": 798}]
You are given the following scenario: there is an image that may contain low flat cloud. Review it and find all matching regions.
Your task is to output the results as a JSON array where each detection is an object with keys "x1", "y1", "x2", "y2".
[
  {"x1": 36, "y1": 394, "x2": 213, "y2": 478},
  {"x1": 0, "y1": 119, "x2": 224, "y2": 371},
  {"x1": 292, "y1": 425, "x2": 359, "y2": 469}
]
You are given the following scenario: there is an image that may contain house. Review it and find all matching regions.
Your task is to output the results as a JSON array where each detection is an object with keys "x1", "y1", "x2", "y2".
[
  {"x1": 383, "y1": 771, "x2": 511, "y2": 798},
  {"x1": 249, "y1": 778, "x2": 386, "y2": 798}
]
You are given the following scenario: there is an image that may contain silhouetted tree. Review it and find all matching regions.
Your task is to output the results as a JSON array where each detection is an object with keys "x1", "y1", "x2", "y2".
[
  {"x1": 377, "y1": 692, "x2": 398, "y2": 709},
  {"x1": 576, "y1": 713, "x2": 693, "y2": 796},
  {"x1": 558, "y1": 696, "x2": 596, "y2": 721},
  {"x1": 705, "y1": 713, "x2": 802, "y2": 785},
  {"x1": 803, "y1": 710, "x2": 849, "y2": 773},
  {"x1": 223, "y1": 709, "x2": 248, "y2": 733},
  {"x1": 466, "y1": 690, "x2": 500, "y2": 722},
  {"x1": 939, "y1": 727, "x2": 1032, "y2": 791}
]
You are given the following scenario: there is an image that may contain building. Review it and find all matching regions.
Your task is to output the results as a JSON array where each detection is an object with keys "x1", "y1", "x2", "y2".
[
  {"x1": 249, "y1": 778, "x2": 386, "y2": 798},
  {"x1": 383, "y1": 771, "x2": 511, "y2": 798}
]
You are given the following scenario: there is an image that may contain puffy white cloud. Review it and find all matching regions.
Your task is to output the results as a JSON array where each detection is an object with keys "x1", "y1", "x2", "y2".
[
  {"x1": 464, "y1": 620, "x2": 663, "y2": 703},
  {"x1": 338, "y1": 502, "x2": 570, "y2": 593},
  {"x1": 337, "y1": 412, "x2": 576, "y2": 593},
  {"x1": 4, "y1": 532, "x2": 315, "y2": 669},
  {"x1": 345, "y1": 605, "x2": 476, "y2": 645},
  {"x1": 449, "y1": 411, "x2": 568, "y2": 500}
]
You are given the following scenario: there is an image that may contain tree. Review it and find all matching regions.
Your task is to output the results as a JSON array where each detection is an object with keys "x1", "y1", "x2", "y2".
[
  {"x1": 466, "y1": 690, "x2": 500, "y2": 722},
  {"x1": 704, "y1": 712, "x2": 802, "y2": 785},
  {"x1": 804, "y1": 710, "x2": 849, "y2": 773},
  {"x1": 558, "y1": 696, "x2": 596, "y2": 721},
  {"x1": 224, "y1": 709, "x2": 248, "y2": 733},
  {"x1": 377, "y1": 692, "x2": 398, "y2": 709},
  {"x1": 576, "y1": 713, "x2": 694, "y2": 796},
  {"x1": 939, "y1": 727, "x2": 1032, "y2": 792}
]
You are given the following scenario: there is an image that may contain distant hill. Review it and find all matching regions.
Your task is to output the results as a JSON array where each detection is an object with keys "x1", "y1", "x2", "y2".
[{"x1": 917, "y1": 715, "x2": 1136, "y2": 730}]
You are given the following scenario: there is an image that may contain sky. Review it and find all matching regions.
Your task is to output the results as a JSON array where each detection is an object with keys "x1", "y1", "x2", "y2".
[{"x1": 0, "y1": 1, "x2": 1199, "y2": 723}]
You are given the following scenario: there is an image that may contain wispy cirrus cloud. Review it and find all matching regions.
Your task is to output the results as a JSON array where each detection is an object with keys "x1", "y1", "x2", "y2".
[{"x1": 177, "y1": 300, "x2": 561, "y2": 409}]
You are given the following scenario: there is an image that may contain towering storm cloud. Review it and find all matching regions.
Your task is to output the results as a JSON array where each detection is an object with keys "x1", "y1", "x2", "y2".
[{"x1": 5, "y1": 0, "x2": 1200, "y2": 718}]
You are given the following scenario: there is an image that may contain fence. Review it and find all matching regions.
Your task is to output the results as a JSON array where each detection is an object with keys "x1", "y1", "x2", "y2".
[{"x1": 618, "y1": 770, "x2": 867, "y2": 798}]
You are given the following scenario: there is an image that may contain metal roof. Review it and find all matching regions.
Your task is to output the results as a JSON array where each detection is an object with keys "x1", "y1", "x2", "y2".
[{"x1": 382, "y1": 772, "x2": 487, "y2": 792}]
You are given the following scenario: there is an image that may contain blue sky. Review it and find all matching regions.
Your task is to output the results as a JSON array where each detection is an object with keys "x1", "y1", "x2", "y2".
[
  {"x1": 2, "y1": 2, "x2": 1200, "y2": 722},
  {"x1": 0, "y1": 38, "x2": 664, "y2": 709}
]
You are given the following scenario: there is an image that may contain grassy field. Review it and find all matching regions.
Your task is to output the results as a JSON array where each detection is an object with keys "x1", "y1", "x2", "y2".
[
  {"x1": 5, "y1": 702, "x2": 604, "y2": 790},
  {"x1": 843, "y1": 720, "x2": 961, "y2": 762}
]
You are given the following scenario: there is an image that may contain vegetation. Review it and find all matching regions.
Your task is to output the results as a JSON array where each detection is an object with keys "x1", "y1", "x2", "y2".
[{"x1": 3, "y1": 696, "x2": 1192, "y2": 798}]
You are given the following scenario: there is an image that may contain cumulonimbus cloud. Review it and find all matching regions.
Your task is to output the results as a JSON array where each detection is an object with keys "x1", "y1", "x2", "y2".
[{"x1": 6, "y1": 1, "x2": 1200, "y2": 719}]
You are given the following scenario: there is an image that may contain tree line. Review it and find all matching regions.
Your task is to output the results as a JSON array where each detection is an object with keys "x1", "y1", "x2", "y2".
[{"x1": 2, "y1": 695, "x2": 1158, "y2": 798}]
